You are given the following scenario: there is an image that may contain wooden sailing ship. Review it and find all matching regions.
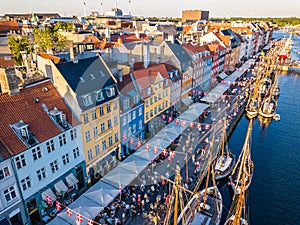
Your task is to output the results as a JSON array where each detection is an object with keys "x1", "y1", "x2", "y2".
[
  {"x1": 229, "y1": 119, "x2": 254, "y2": 195},
  {"x1": 177, "y1": 137, "x2": 223, "y2": 225},
  {"x1": 224, "y1": 174, "x2": 249, "y2": 225},
  {"x1": 214, "y1": 120, "x2": 236, "y2": 180}
]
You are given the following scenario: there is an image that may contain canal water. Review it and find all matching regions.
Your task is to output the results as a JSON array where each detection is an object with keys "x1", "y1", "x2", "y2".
[{"x1": 220, "y1": 30, "x2": 300, "y2": 225}]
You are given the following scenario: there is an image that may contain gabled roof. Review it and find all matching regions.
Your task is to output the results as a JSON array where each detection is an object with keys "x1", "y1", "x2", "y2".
[
  {"x1": 55, "y1": 56, "x2": 117, "y2": 110},
  {"x1": 0, "y1": 80, "x2": 80, "y2": 158},
  {"x1": 0, "y1": 20, "x2": 20, "y2": 33},
  {"x1": 110, "y1": 33, "x2": 150, "y2": 43},
  {"x1": 131, "y1": 64, "x2": 170, "y2": 98},
  {"x1": 164, "y1": 41, "x2": 192, "y2": 64}
]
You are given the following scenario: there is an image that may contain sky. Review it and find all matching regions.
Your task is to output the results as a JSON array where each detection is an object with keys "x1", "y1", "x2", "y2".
[{"x1": 0, "y1": 0, "x2": 299, "y2": 18}]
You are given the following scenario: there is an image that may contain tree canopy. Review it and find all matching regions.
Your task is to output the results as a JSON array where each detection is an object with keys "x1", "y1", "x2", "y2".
[
  {"x1": 33, "y1": 27, "x2": 67, "y2": 53},
  {"x1": 8, "y1": 36, "x2": 32, "y2": 66}
]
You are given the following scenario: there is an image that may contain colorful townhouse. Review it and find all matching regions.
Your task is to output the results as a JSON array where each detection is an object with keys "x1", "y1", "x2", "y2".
[
  {"x1": 131, "y1": 64, "x2": 171, "y2": 136},
  {"x1": 48, "y1": 56, "x2": 121, "y2": 179},
  {"x1": 117, "y1": 74, "x2": 145, "y2": 160},
  {"x1": 0, "y1": 156, "x2": 27, "y2": 225},
  {"x1": 0, "y1": 75, "x2": 86, "y2": 225},
  {"x1": 207, "y1": 43, "x2": 220, "y2": 88}
]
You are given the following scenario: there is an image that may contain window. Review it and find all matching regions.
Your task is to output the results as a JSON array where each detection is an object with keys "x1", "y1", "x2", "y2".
[
  {"x1": 108, "y1": 119, "x2": 112, "y2": 129},
  {"x1": 82, "y1": 95, "x2": 92, "y2": 106},
  {"x1": 70, "y1": 129, "x2": 77, "y2": 140},
  {"x1": 109, "y1": 136, "x2": 113, "y2": 146},
  {"x1": 147, "y1": 87, "x2": 151, "y2": 95},
  {"x1": 32, "y1": 146, "x2": 42, "y2": 161},
  {"x1": 146, "y1": 100, "x2": 149, "y2": 107},
  {"x1": 128, "y1": 127, "x2": 132, "y2": 137},
  {"x1": 132, "y1": 111, "x2": 136, "y2": 120},
  {"x1": 162, "y1": 102, "x2": 165, "y2": 109},
  {"x1": 133, "y1": 124, "x2": 136, "y2": 133},
  {"x1": 106, "y1": 103, "x2": 111, "y2": 113},
  {"x1": 37, "y1": 168, "x2": 46, "y2": 181},
  {"x1": 46, "y1": 140, "x2": 55, "y2": 153},
  {"x1": 94, "y1": 126, "x2": 99, "y2": 137},
  {"x1": 102, "y1": 140, "x2": 107, "y2": 152},
  {"x1": 122, "y1": 117, "x2": 126, "y2": 126},
  {"x1": 88, "y1": 149, "x2": 93, "y2": 161},
  {"x1": 62, "y1": 153, "x2": 70, "y2": 165},
  {"x1": 134, "y1": 95, "x2": 139, "y2": 104},
  {"x1": 96, "y1": 91, "x2": 104, "y2": 102},
  {"x1": 114, "y1": 116, "x2": 118, "y2": 125},
  {"x1": 166, "y1": 100, "x2": 168, "y2": 107},
  {"x1": 73, "y1": 147, "x2": 80, "y2": 159},
  {"x1": 0, "y1": 167, "x2": 10, "y2": 180},
  {"x1": 113, "y1": 100, "x2": 118, "y2": 110},
  {"x1": 95, "y1": 145, "x2": 100, "y2": 156},
  {"x1": 99, "y1": 106, "x2": 104, "y2": 116},
  {"x1": 15, "y1": 154, "x2": 26, "y2": 169},
  {"x1": 50, "y1": 160, "x2": 58, "y2": 173},
  {"x1": 128, "y1": 113, "x2": 131, "y2": 122},
  {"x1": 115, "y1": 133, "x2": 119, "y2": 142},
  {"x1": 100, "y1": 123, "x2": 105, "y2": 133},
  {"x1": 83, "y1": 113, "x2": 89, "y2": 124},
  {"x1": 146, "y1": 112, "x2": 149, "y2": 120},
  {"x1": 85, "y1": 131, "x2": 91, "y2": 142},
  {"x1": 150, "y1": 109, "x2": 153, "y2": 117},
  {"x1": 92, "y1": 110, "x2": 97, "y2": 120},
  {"x1": 154, "y1": 107, "x2": 157, "y2": 115},
  {"x1": 139, "y1": 107, "x2": 142, "y2": 116},
  {"x1": 150, "y1": 97, "x2": 153, "y2": 105},
  {"x1": 107, "y1": 87, "x2": 115, "y2": 97},
  {"x1": 59, "y1": 134, "x2": 66, "y2": 146},
  {"x1": 21, "y1": 176, "x2": 31, "y2": 191},
  {"x1": 123, "y1": 99, "x2": 129, "y2": 109},
  {"x1": 4, "y1": 186, "x2": 16, "y2": 202},
  {"x1": 139, "y1": 120, "x2": 143, "y2": 129},
  {"x1": 154, "y1": 96, "x2": 157, "y2": 102}
]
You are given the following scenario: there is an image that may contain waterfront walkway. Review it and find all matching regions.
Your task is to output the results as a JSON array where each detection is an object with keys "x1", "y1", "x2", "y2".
[{"x1": 47, "y1": 59, "x2": 256, "y2": 225}]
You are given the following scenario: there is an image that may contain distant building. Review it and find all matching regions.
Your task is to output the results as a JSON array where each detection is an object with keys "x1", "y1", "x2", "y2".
[{"x1": 182, "y1": 10, "x2": 210, "y2": 22}]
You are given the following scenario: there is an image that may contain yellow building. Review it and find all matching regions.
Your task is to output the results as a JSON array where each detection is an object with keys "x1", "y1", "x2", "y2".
[
  {"x1": 48, "y1": 56, "x2": 120, "y2": 179},
  {"x1": 131, "y1": 64, "x2": 171, "y2": 133}
]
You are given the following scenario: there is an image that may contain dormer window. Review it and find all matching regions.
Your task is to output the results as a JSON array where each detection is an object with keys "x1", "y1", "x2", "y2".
[
  {"x1": 106, "y1": 87, "x2": 115, "y2": 98},
  {"x1": 82, "y1": 94, "x2": 92, "y2": 106},
  {"x1": 123, "y1": 99, "x2": 130, "y2": 109},
  {"x1": 133, "y1": 95, "x2": 139, "y2": 104},
  {"x1": 147, "y1": 87, "x2": 151, "y2": 96},
  {"x1": 49, "y1": 107, "x2": 68, "y2": 128},
  {"x1": 11, "y1": 121, "x2": 36, "y2": 146},
  {"x1": 95, "y1": 91, "x2": 104, "y2": 102}
]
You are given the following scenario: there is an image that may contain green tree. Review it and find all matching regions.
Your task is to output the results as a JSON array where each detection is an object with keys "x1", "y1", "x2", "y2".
[
  {"x1": 8, "y1": 36, "x2": 32, "y2": 66},
  {"x1": 33, "y1": 27, "x2": 66, "y2": 53}
]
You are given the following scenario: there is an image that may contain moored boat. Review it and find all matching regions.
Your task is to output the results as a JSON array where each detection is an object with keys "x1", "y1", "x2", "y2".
[
  {"x1": 229, "y1": 120, "x2": 254, "y2": 195},
  {"x1": 259, "y1": 98, "x2": 277, "y2": 118}
]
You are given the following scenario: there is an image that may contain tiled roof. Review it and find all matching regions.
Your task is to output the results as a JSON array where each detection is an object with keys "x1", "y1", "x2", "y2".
[
  {"x1": 55, "y1": 56, "x2": 117, "y2": 110},
  {"x1": 164, "y1": 41, "x2": 192, "y2": 64},
  {"x1": 0, "y1": 20, "x2": 20, "y2": 33},
  {"x1": 132, "y1": 64, "x2": 170, "y2": 98},
  {"x1": 110, "y1": 33, "x2": 150, "y2": 43},
  {"x1": 0, "y1": 80, "x2": 80, "y2": 157},
  {"x1": 39, "y1": 52, "x2": 63, "y2": 64},
  {"x1": 0, "y1": 56, "x2": 15, "y2": 67}
]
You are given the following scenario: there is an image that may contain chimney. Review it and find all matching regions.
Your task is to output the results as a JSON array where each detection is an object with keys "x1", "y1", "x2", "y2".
[
  {"x1": 0, "y1": 68, "x2": 20, "y2": 95},
  {"x1": 128, "y1": 0, "x2": 132, "y2": 16},
  {"x1": 143, "y1": 44, "x2": 150, "y2": 68},
  {"x1": 105, "y1": 28, "x2": 111, "y2": 42}
]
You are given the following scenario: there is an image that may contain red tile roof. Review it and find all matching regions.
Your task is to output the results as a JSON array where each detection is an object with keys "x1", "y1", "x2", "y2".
[
  {"x1": 0, "y1": 56, "x2": 15, "y2": 67},
  {"x1": 0, "y1": 80, "x2": 80, "y2": 157},
  {"x1": 132, "y1": 64, "x2": 170, "y2": 98},
  {"x1": 110, "y1": 33, "x2": 150, "y2": 43},
  {"x1": 0, "y1": 20, "x2": 20, "y2": 33},
  {"x1": 39, "y1": 52, "x2": 63, "y2": 64}
]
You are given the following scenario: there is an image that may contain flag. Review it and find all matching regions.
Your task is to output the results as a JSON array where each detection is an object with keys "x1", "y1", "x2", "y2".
[
  {"x1": 46, "y1": 195, "x2": 52, "y2": 205},
  {"x1": 205, "y1": 124, "x2": 210, "y2": 130},
  {"x1": 169, "y1": 151, "x2": 176, "y2": 158},
  {"x1": 162, "y1": 149, "x2": 168, "y2": 156},
  {"x1": 161, "y1": 114, "x2": 166, "y2": 120},
  {"x1": 145, "y1": 144, "x2": 150, "y2": 151},
  {"x1": 123, "y1": 135, "x2": 127, "y2": 141},
  {"x1": 196, "y1": 123, "x2": 201, "y2": 129},
  {"x1": 130, "y1": 138, "x2": 134, "y2": 144},
  {"x1": 87, "y1": 220, "x2": 94, "y2": 225},
  {"x1": 66, "y1": 208, "x2": 72, "y2": 217},
  {"x1": 190, "y1": 122, "x2": 194, "y2": 128},
  {"x1": 56, "y1": 201, "x2": 61, "y2": 211},
  {"x1": 175, "y1": 119, "x2": 180, "y2": 125},
  {"x1": 154, "y1": 146, "x2": 159, "y2": 153},
  {"x1": 77, "y1": 213, "x2": 83, "y2": 223},
  {"x1": 168, "y1": 117, "x2": 172, "y2": 122},
  {"x1": 261, "y1": 50, "x2": 265, "y2": 56}
]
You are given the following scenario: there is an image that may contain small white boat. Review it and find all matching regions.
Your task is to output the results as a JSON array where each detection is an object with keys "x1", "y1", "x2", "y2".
[{"x1": 273, "y1": 114, "x2": 280, "y2": 121}]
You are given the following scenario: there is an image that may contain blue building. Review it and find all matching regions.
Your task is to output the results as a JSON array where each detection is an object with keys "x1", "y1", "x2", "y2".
[
  {"x1": 202, "y1": 50, "x2": 213, "y2": 92},
  {"x1": 117, "y1": 74, "x2": 144, "y2": 160}
]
